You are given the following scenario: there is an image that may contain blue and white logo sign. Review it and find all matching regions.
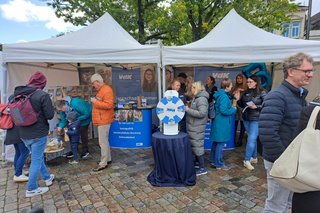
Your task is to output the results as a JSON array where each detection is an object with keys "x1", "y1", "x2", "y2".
[{"x1": 156, "y1": 96, "x2": 185, "y2": 125}]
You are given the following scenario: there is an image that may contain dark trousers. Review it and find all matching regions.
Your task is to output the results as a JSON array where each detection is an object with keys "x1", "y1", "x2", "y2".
[
  {"x1": 13, "y1": 142, "x2": 29, "y2": 176},
  {"x1": 234, "y1": 120, "x2": 245, "y2": 145},
  {"x1": 70, "y1": 141, "x2": 79, "y2": 160},
  {"x1": 80, "y1": 124, "x2": 89, "y2": 154},
  {"x1": 292, "y1": 191, "x2": 320, "y2": 213}
]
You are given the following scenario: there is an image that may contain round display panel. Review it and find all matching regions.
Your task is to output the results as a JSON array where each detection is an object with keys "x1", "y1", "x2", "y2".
[{"x1": 156, "y1": 96, "x2": 185, "y2": 125}]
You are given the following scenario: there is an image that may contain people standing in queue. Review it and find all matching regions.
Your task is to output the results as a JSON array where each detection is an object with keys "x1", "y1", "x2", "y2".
[
  {"x1": 259, "y1": 52, "x2": 314, "y2": 213},
  {"x1": 185, "y1": 81, "x2": 209, "y2": 176},
  {"x1": 236, "y1": 74, "x2": 267, "y2": 170},
  {"x1": 90, "y1": 73, "x2": 114, "y2": 172},
  {"x1": 210, "y1": 78, "x2": 236, "y2": 170},
  {"x1": 13, "y1": 71, "x2": 55, "y2": 197},
  {"x1": 232, "y1": 73, "x2": 247, "y2": 147}
]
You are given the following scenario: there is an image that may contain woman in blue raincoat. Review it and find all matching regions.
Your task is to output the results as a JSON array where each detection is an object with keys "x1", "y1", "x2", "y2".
[{"x1": 210, "y1": 78, "x2": 236, "y2": 169}]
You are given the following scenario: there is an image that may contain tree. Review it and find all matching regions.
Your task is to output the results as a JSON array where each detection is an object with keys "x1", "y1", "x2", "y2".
[
  {"x1": 47, "y1": 0, "x2": 169, "y2": 44},
  {"x1": 46, "y1": 0, "x2": 297, "y2": 45},
  {"x1": 166, "y1": 0, "x2": 297, "y2": 45}
]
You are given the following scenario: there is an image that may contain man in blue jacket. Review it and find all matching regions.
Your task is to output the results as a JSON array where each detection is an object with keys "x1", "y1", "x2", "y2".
[
  {"x1": 259, "y1": 52, "x2": 314, "y2": 212},
  {"x1": 55, "y1": 97, "x2": 92, "y2": 159}
]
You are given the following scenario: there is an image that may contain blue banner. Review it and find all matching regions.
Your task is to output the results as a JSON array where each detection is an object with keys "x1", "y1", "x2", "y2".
[
  {"x1": 112, "y1": 67, "x2": 141, "y2": 102},
  {"x1": 194, "y1": 66, "x2": 245, "y2": 87}
]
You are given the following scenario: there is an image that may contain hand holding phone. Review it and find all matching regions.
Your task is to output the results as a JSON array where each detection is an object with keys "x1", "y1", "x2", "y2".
[{"x1": 246, "y1": 101, "x2": 254, "y2": 106}]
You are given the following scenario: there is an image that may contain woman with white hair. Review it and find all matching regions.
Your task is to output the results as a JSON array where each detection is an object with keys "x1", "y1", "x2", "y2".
[{"x1": 185, "y1": 81, "x2": 209, "y2": 176}]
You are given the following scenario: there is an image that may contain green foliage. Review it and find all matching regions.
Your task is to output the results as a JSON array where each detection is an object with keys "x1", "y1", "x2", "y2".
[{"x1": 46, "y1": 0, "x2": 298, "y2": 45}]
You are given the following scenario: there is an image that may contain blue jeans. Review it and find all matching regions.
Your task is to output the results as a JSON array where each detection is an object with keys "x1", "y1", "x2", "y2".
[
  {"x1": 70, "y1": 141, "x2": 79, "y2": 160},
  {"x1": 264, "y1": 160, "x2": 293, "y2": 213},
  {"x1": 243, "y1": 120, "x2": 258, "y2": 161},
  {"x1": 23, "y1": 136, "x2": 51, "y2": 191},
  {"x1": 210, "y1": 142, "x2": 225, "y2": 167},
  {"x1": 13, "y1": 142, "x2": 29, "y2": 176}
]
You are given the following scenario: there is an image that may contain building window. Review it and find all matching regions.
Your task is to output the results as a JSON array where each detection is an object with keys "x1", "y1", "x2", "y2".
[
  {"x1": 283, "y1": 24, "x2": 290, "y2": 37},
  {"x1": 291, "y1": 22, "x2": 300, "y2": 38},
  {"x1": 282, "y1": 22, "x2": 301, "y2": 38}
]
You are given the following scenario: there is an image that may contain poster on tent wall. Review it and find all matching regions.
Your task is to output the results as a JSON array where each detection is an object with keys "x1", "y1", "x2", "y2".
[
  {"x1": 112, "y1": 67, "x2": 142, "y2": 102},
  {"x1": 95, "y1": 66, "x2": 112, "y2": 85},
  {"x1": 78, "y1": 67, "x2": 95, "y2": 85}
]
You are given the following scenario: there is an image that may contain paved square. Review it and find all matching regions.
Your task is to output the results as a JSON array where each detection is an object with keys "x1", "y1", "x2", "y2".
[{"x1": 0, "y1": 139, "x2": 267, "y2": 212}]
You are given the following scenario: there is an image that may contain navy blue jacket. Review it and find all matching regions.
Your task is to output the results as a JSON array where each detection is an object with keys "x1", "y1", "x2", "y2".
[
  {"x1": 259, "y1": 80, "x2": 308, "y2": 163},
  {"x1": 66, "y1": 120, "x2": 80, "y2": 143}
]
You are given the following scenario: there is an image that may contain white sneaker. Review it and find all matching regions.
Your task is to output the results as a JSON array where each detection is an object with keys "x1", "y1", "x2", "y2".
[
  {"x1": 250, "y1": 158, "x2": 258, "y2": 164},
  {"x1": 69, "y1": 160, "x2": 79, "y2": 165},
  {"x1": 44, "y1": 174, "x2": 55, "y2": 186},
  {"x1": 26, "y1": 187, "x2": 49, "y2": 197},
  {"x1": 243, "y1": 160, "x2": 254, "y2": 170},
  {"x1": 13, "y1": 174, "x2": 29, "y2": 182}
]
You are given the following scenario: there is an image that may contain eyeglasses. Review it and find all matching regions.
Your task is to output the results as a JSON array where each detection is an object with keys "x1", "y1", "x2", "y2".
[
  {"x1": 293, "y1": 68, "x2": 315, "y2": 75},
  {"x1": 247, "y1": 81, "x2": 255, "y2": 84}
]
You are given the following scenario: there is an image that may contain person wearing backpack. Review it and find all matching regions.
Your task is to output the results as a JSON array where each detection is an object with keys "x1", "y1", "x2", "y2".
[
  {"x1": 4, "y1": 96, "x2": 29, "y2": 183},
  {"x1": 12, "y1": 71, "x2": 55, "y2": 197},
  {"x1": 55, "y1": 97, "x2": 92, "y2": 160}
]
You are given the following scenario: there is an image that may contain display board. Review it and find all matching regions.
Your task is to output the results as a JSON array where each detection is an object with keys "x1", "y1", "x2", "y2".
[{"x1": 109, "y1": 109, "x2": 152, "y2": 148}]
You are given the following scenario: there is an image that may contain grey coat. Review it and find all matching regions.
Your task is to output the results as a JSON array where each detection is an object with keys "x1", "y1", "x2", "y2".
[{"x1": 186, "y1": 90, "x2": 209, "y2": 156}]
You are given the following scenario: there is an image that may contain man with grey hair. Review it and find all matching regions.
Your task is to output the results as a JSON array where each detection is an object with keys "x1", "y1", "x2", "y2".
[{"x1": 259, "y1": 52, "x2": 314, "y2": 212}]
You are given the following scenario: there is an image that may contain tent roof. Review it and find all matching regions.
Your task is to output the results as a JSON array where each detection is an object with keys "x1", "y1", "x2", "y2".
[
  {"x1": 163, "y1": 9, "x2": 320, "y2": 65},
  {"x1": 3, "y1": 13, "x2": 160, "y2": 64}
]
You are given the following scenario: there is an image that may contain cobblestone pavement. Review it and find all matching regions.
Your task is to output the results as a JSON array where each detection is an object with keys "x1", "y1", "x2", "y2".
[{"x1": 0, "y1": 139, "x2": 267, "y2": 213}]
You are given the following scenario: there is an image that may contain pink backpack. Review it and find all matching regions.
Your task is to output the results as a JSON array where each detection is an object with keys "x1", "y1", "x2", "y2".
[{"x1": 9, "y1": 91, "x2": 39, "y2": 126}]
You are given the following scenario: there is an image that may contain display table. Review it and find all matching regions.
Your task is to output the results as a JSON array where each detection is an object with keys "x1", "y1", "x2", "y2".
[{"x1": 147, "y1": 132, "x2": 196, "y2": 187}]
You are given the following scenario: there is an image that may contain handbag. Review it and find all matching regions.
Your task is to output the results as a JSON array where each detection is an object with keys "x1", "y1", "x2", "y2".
[
  {"x1": 270, "y1": 106, "x2": 320, "y2": 193},
  {"x1": 0, "y1": 104, "x2": 14, "y2": 129}
]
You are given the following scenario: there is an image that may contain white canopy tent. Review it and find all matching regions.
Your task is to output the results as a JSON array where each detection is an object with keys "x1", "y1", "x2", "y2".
[
  {"x1": 1, "y1": 12, "x2": 161, "y2": 102},
  {"x1": 1, "y1": 12, "x2": 161, "y2": 161},
  {"x1": 162, "y1": 9, "x2": 320, "y2": 65},
  {"x1": 3, "y1": 12, "x2": 160, "y2": 64},
  {"x1": 161, "y1": 9, "x2": 320, "y2": 103}
]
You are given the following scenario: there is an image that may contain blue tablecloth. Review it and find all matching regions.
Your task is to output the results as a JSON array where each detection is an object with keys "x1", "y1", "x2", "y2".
[{"x1": 147, "y1": 132, "x2": 196, "y2": 187}]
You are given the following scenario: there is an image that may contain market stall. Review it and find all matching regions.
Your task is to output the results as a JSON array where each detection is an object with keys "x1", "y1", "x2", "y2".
[{"x1": 1, "y1": 12, "x2": 161, "y2": 160}]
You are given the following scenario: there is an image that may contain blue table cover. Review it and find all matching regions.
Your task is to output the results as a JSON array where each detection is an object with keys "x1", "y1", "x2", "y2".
[{"x1": 147, "y1": 132, "x2": 196, "y2": 187}]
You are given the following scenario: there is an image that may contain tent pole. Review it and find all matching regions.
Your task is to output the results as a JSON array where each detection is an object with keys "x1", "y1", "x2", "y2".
[
  {"x1": 158, "y1": 40, "x2": 163, "y2": 131},
  {"x1": 1, "y1": 62, "x2": 8, "y2": 163}
]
